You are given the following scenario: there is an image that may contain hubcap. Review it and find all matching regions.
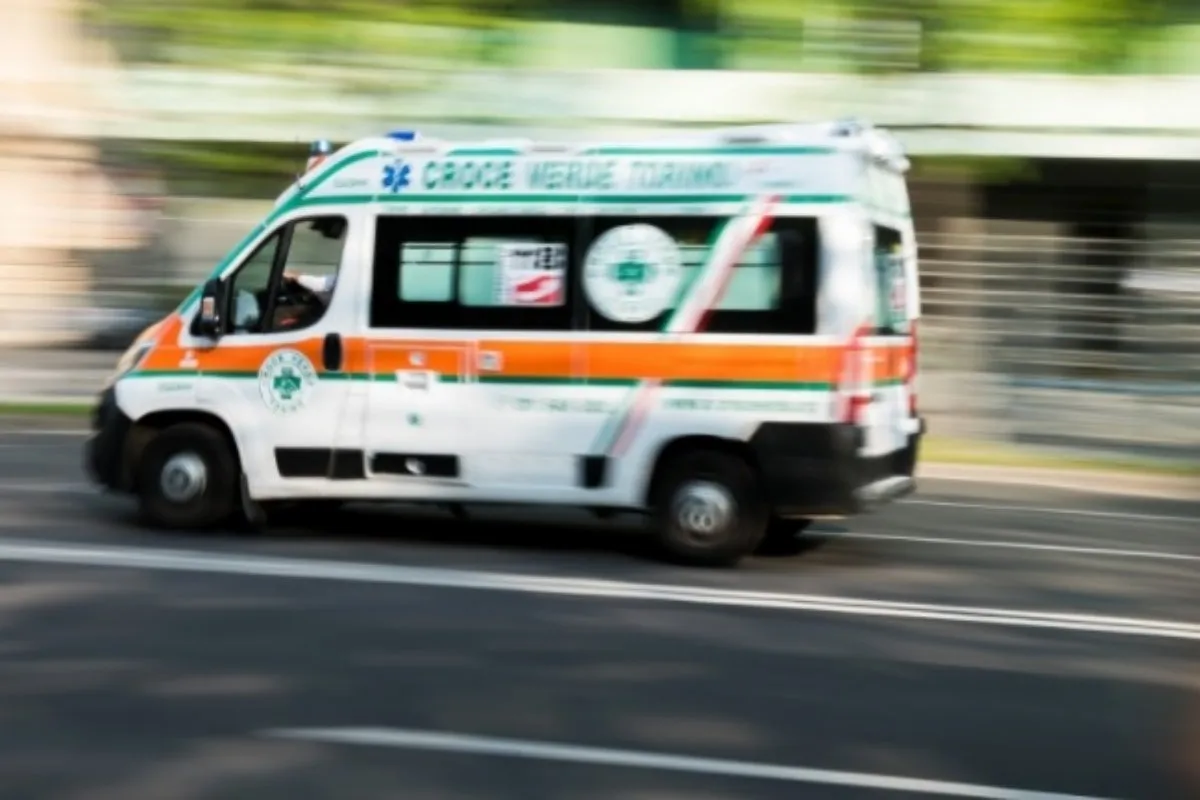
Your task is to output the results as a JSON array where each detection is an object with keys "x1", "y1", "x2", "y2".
[
  {"x1": 160, "y1": 452, "x2": 207, "y2": 503},
  {"x1": 671, "y1": 481, "x2": 735, "y2": 544}
]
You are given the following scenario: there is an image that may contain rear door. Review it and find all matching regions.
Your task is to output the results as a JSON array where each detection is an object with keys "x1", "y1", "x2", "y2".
[
  {"x1": 864, "y1": 223, "x2": 912, "y2": 456},
  {"x1": 360, "y1": 221, "x2": 476, "y2": 487}
]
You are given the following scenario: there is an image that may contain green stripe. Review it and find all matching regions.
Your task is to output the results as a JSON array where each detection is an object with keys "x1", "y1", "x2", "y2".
[
  {"x1": 369, "y1": 193, "x2": 849, "y2": 206},
  {"x1": 127, "y1": 369, "x2": 898, "y2": 390},
  {"x1": 302, "y1": 150, "x2": 381, "y2": 194},
  {"x1": 294, "y1": 195, "x2": 375, "y2": 208},
  {"x1": 473, "y1": 376, "x2": 639, "y2": 387},
  {"x1": 582, "y1": 146, "x2": 836, "y2": 156},
  {"x1": 447, "y1": 147, "x2": 524, "y2": 156},
  {"x1": 477, "y1": 376, "x2": 570, "y2": 386},
  {"x1": 666, "y1": 380, "x2": 831, "y2": 391},
  {"x1": 372, "y1": 373, "x2": 464, "y2": 384},
  {"x1": 378, "y1": 193, "x2": 750, "y2": 205}
]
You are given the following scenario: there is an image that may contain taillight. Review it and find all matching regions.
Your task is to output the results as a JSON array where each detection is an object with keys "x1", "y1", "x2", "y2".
[{"x1": 839, "y1": 325, "x2": 872, "y2": 425}]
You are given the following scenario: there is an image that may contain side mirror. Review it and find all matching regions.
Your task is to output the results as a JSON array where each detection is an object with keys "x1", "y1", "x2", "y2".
[{"x1": 192, "y1": 278, "x2": 225, "y2": 338}]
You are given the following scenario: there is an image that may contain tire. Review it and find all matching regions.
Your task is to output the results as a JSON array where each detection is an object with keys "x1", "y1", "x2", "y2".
[
  {"x1": 136, "y1": 423, "x2": 239, "y2": 530},
  {"x1": 756, "y1": 517, "x2": 814, "y2": 556},
  {"x1": 651, "y1": 449, "x2": 768, "y2": 567}
]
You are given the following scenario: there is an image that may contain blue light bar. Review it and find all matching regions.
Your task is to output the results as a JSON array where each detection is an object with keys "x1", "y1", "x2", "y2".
[
  {"x1": 387, "y1": 129, "x2": 419, "y2": 141},
  {"x1": 309, "y1": 138, "x2": 333, "y2": 155}
]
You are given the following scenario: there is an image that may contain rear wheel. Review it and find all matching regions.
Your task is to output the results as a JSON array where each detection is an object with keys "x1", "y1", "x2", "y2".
[
  {"x1": 651, "y1": 450, "x2": 767, "y2": 567},
  {"x1": 136, "y1": 423, "x2": 239, "y2": 530}
]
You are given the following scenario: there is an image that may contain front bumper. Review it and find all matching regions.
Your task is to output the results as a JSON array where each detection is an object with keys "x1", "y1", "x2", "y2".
[
  {"x1": 85, "y1": 386, "x2": 132, "y2": 492},
  {"x1": 750, "y1": 417, "x2": 925, "y2": 518}
]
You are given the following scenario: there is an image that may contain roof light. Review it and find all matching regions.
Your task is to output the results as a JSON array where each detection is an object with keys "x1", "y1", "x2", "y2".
[
  {"x1": 306, "y1": 139, "x2": 333, "y2": 172},
  {"x1": 832, "y1": 118, "x2": 865, "y2": 137},
  {"x1": 387, "y1": 129, "x2": 419, "y2": 141}
]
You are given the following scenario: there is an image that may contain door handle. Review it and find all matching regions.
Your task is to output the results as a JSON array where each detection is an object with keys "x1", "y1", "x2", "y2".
[{"x1": 322, "y1": 332, "x2": 343, "y2": 372}]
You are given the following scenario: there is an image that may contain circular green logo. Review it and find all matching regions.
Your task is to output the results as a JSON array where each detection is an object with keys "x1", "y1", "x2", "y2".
[
  {"x1": 584, "y1": 224, "x2": 682, "y2": 323},
  {"x1": 258, "y1": 349, "x2": 318, "y2": 414}
]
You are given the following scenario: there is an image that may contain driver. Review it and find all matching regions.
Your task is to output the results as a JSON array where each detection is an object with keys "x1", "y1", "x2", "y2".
[
  {"x1": 284, "y1": 270, "x2": 335, "y2": 297},
  {"x1": 273, "y1": 270, "x2": 336, "y2": 329}
]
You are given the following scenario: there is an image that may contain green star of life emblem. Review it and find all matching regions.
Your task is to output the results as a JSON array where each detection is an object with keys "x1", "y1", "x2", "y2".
[
  {"x1": 258, "y1": 349, "x2": 317, "y2": 413},
  {"x1": 273, "y1": 367, "x2": 302, "y2": 400},
  {"x1": 612, "y1": 251, "x2": 656, "y2": 294}
]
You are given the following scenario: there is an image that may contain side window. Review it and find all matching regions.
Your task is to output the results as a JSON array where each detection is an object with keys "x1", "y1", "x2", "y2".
[
  {"x1": 228, "y1": 232, "x2": 281, "y2": 334},
  {"x1": 372, "y1": 215, "x2": 574, "y2": 330},
  {"x1": 872, "y1": 225, "x2": 907, "y2": 335},
  {"x1": 581, "y1": 216, "x2": 818, "y2": 335},
  {"x1": 399, "y1": 243, "x2": 455, "y2": 302},
  {"x1": 224, "y1": 215, "x2": 348, "y2": 335}
]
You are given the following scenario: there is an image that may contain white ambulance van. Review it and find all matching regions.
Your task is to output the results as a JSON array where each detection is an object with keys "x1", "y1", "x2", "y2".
[{"x1": 86, "y1": 120, "x2": 925, "y2": 566}]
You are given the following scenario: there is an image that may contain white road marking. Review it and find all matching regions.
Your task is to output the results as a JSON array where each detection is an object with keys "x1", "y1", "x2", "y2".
[
  {"x1": 0, "y1": 538, "x2": 1196, "y2": 640},
  {"x1": 903, "y1": 499, "x2": 1195, "y2": 524},
  {"x1": 0, "y1": 482, "x2": 96, "y2": 494},
  {"x1": 263, "y1": 727, "x2": 1110, "y2": 800},
  {"x1": 831, "y1": 531, "x2": 1200, "y2": 563},
  {"x1": 0, "y1": 440, "x2": 85, "y2": 448},
  {"x1": 0, "y1": 429, "x2": 88, "y2": 437}
]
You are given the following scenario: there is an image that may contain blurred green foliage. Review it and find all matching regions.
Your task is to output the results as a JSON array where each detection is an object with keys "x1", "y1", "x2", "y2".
[
  {"x1": 84, "y1": 0, "x2": 1193, "y2": 192},
  {"x1": 88, "y1": 0, "x2": 526, "y2": 67},
  {"x1": 725, "y1": 0, "x2": 1179, "y2": 73},
  {"x1": 88, "y1": 0, "x2": 1190, "y2": 73}
]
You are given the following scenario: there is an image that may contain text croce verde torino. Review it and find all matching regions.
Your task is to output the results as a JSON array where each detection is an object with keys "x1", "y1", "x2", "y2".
[{"x1": 419, "y1": 158, "x2": 739, "y2": 193}]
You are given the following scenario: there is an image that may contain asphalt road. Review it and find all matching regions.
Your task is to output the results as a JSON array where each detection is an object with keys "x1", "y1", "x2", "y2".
[{"x1": 0, "y1": 428, "x2": 1196, "y2": 800}]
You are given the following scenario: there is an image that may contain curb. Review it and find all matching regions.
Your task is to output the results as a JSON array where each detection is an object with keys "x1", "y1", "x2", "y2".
[{"x1": 918, "y1": 463, "x2": 1199, "y2": 502}]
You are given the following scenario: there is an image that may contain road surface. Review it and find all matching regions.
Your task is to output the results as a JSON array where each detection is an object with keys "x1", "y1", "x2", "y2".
[{"x1": 0, "y1": 427, "x2": 1196, "y2": 799}]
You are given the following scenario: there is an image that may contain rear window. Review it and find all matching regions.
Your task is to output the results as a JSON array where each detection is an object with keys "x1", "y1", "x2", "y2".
[{"x1": 872, "y1": 225, "x2": 909, "y2": 335}]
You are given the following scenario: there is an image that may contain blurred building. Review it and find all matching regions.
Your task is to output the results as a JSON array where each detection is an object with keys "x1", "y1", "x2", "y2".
[{"x1": 0, "y1": 0, "x2": 140, "y2": 345}]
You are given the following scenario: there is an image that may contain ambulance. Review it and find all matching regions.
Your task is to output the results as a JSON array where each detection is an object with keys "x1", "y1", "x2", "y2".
[{"x1": 86, "y1": 119, "x2": 925, "y2": 567}]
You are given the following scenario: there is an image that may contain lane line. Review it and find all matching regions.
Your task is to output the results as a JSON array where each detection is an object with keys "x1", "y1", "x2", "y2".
[
  {"x1": 263, "y1": 727, "x2": 1110, "y2": 800},
  {"x1": 831, "y1": 531, "x2": 1200, "y2": 563},
  {"x1": 0, "y1": 482, "x2": 96, "y2": 494},
  {"x1": 903, "y1": 499, "x2": 1196, "y2": 524},
  {"x1": 0, "y1": 429, "x2": 89, "y2": 437},
  {"x1": 0, "y1": 539, "x2": 1196, "y2": 640}
]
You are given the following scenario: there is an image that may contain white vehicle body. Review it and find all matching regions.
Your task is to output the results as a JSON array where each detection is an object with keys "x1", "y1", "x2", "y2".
[{"x1": 87, "y1": 120, "x2": 925, "y2": 566}]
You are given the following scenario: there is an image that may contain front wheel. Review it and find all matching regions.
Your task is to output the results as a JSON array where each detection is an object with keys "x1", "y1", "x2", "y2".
[
  {"x1": 136, "y1": 423, "x2": 239, "y2": 530},
  {"x1": 652, "y1": 450, "x2": 768, "y2": 567}
]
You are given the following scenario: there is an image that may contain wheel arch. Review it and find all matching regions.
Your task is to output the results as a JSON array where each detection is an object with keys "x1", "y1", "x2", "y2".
[
  {"x1": 126, "y1": 410, "x2": 242, "y2": 491},
  {"x1": 642, "y1": 434, "x2": 761, "y2": 509}
]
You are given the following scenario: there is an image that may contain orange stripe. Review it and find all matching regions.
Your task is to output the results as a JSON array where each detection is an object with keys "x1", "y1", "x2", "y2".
[
  {"x1": 140, "y1": 328, "x2": 908, "y2": 383},
  {"x1": 476, "y1": 340, "x2": 576, "y2": 379},
  {"x1": 585, "y1": 342, "x2": 839, "y2": 383},
  {"x1": 363, "y1": 342, "x2": 467, "y2": 376}
]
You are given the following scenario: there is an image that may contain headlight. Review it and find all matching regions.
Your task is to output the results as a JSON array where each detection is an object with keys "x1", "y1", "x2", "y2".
[{"x1": 106, "y1": 341, "x2": 153, "y2": 387}]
